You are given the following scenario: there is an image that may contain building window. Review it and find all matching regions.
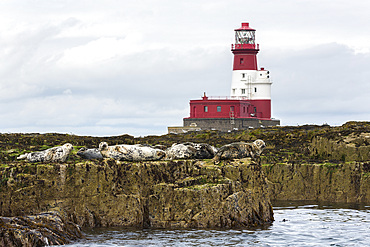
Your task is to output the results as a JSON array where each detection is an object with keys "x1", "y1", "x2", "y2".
[
  {"x1": 230, "y1": 106, "x2": 234, "y2": 112},
  {"x1": 254, "y1": 107, "x2": 257, "y2": 112},
  {"x1": 242, "y1": 73, "x2": 245, "y2": 78},
  {"x1": 240, "y1": 58, "x2": 244, "y2": 64},
  {"x1": 243, "y1": 107, "x2": 245, "y2": 113},
  {"x1": 204, "y1": 106, "x2": 208, "y2": 112},
  {"x1": 217, "y1": 106, "x2": 221, "y2": 112},
  {"x1": 241, "y1": 89, "x2": 246, "y2": 94},
  {"x1": 254, "y1": 87, "x2": 257, "y2": 93}
]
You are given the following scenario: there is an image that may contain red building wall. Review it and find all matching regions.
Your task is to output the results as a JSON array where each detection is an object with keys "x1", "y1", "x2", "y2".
[{"x1": 187, "y1": 98, "x2": 271, "y2": 120}]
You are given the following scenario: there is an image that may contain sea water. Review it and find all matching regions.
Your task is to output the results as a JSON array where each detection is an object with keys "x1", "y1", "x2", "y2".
[{"x1": 62, "y1": 201, "x2": 370, "y2": 247}]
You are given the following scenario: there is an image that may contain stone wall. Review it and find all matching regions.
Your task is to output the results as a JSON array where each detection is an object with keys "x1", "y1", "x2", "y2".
[
  {"x1": 0, "y1": 159, "x2": 273, "y2": 228},
  {"x1": 183, "y1": 118, "x2": 280, "y2": 131}
]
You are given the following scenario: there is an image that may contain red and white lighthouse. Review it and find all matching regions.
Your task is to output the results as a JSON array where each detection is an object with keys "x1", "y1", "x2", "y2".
[
  {"x1": 230, "y1": 22, "x2": 272, "y2": 120},
  {"x1": 171, "y1": 22, "x2": 279, "y2": 133}
]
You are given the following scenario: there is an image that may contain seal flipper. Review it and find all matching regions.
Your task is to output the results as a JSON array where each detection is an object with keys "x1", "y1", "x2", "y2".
[{"x1": 17, "y1": 154, "x2": 28, "y2": 160}]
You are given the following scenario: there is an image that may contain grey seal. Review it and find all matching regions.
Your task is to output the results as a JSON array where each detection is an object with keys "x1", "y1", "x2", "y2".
[
  {"x1": 77, "y1": 147, "x2": 103, "y2": 159},
  {"x1": 165, "y1": 142, "x2": 218, "y2": 160},
  {"x1": 17, "y1": 143, "x2": 73, "y2": 163},
  {"x1": 212, "y1": 139, "x2": 266, "y2": 164},
  {"x1": 99, "y1": 142, "x2": 166, "y2": 161}
]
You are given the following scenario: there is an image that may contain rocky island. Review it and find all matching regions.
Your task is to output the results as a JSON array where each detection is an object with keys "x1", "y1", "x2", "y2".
[{"x1": 0, "y1": 121, "x2": 369, "y2": 246}]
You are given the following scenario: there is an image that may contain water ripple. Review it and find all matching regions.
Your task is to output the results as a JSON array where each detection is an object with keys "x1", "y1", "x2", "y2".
[{"x1": 63, "y1": 202, "x2": 370, "y2": 247}]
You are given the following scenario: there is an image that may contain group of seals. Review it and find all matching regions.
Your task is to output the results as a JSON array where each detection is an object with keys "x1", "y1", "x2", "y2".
[
  {"x1": 75, "y1": 142, "x2": 219, "y2": 161},
  {"x1": 78, "y1": 140, "x2": 265, "y2": 162},
  {"x1": 17, "y1": 139, "x2": 266, "y2": 163}
]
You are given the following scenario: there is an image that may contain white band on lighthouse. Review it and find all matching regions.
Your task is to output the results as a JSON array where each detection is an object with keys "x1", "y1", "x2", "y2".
[{"x1": 230, "y1": 69, "x2": 272, "y2": 100}]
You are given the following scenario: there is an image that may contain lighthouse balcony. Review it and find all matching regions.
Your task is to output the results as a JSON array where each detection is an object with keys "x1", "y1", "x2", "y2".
[
  {"x1": 204, "y1": 96, "x2": 251, "y2": 100},
  {"x1": 231, "y1": 43, "x2": 259, "y2": 50}
]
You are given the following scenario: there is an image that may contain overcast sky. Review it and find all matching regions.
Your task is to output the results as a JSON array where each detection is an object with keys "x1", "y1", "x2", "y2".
[{"x1": 0, "y1": 0, "x2": 369, "y2": 137}]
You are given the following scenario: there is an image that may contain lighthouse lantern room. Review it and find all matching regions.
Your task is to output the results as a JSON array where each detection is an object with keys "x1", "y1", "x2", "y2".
[{"x1": 169, "y1": 22, "x2": 280, "y2": 133}]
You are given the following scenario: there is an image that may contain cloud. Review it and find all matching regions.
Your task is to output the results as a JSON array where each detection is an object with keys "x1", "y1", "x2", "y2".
[
  {"x1": 0, "y1": 0, "x2": 369, "y2": 136},
  {"x1": 0, "y1": 93, "x2": 188, "y2": 136},
  {"x1": 266, "y1": 43, "x2": 370, "y2": 125}
]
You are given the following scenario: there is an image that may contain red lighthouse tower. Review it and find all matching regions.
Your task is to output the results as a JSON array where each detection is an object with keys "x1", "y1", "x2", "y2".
[
  {"x1": 232, "y1": 22, "x2": 259, "y2": 71},
  {"x1": 169, "y1": 22, "x2": 279, "y2": 133}
]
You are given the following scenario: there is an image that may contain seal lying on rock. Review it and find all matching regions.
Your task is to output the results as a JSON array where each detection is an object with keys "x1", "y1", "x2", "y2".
[
  {"x1": 165, "y1": 143, "x2": 195, "y2": 160},
  {"x1": 212, "y1": 139, "x2": 266, "y2": 164},
  {"x1": 77, "y1": 147, "x2": 103, "y2": 160},
  {"x1": 99, "y1": 142, "x2": 166, "y2": 161},
  {"x1": 17, "y1": 143, "x2": 73, "y2": 163},
  {"x1": 165, "y1": 142, "x2": 218, "y2": 160},
  {"x1": 190, "y1": 142, "x2": 218, "y2": 159}
]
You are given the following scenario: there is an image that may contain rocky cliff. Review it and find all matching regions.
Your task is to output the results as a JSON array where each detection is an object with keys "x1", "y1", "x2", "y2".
[
  {"x1": 258, "y1": 121, "x2": 370, "y2": 203},
  {"x1": 0, "y1": 159, "x2": 273, "y2": 229},
  {"x1": 262, "y1": 162, "x2": 370, "y2": 203}
]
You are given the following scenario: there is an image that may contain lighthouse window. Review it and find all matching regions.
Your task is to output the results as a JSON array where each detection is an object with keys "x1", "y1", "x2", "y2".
[
  {"x1": 204, "y1": 106, "x2": 208, "y2": 112},
  {"x1": 242, "y1": 73, "x2": 245, "y2": 78},
  {"x1": 254, "y1": 87, "x2": 257, "y2": 93},
  {"x1": 241, "y1": 89, "x2": 246, "y2": 94},
  {"x1": 217, "y1": 106, "x2": 221, "y2": 112}
]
